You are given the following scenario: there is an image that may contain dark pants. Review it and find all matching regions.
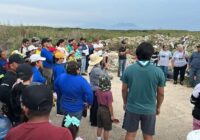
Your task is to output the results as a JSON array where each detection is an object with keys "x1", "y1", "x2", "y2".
[
  {"x1": 86, "y1": 55, "x2": 90, "y2": 72},
  {"x1": 189, "y1": 68, "x2": 200, "y2": 87},
  {"x1": 173, "y1": 65, "x2": 187, "y2": 82},
  {"x1": 90, "y1": 92, "x2": 98, "y2": 126}
]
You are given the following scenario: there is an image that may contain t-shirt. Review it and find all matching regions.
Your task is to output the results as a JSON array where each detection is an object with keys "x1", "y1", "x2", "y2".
[
  {"x1": 118, "y1": 46, "x2": 127, "y2": 59},
  {"x1": 122, "y1": 61, "x2": 165, "y2": 115},
  {"x1": 172, "y1": 51, "x2": 188, "y2": 67},
  {"x1": 158, "y1": 50, "x2": 172, "y2": 66},
  {"x1": 96, "y1": 88, "x2": 113, "y2": 107},
  {"x1": 189, "y1": 52, "x2": 200, "y2": 69},
  {"x1": 5, "y1": 122, "x2": 73, "y2": 140},
  {"x1": 32, "y1": 67, "x2": 46, "y2": 84},
  {"x1": 93, "y1": 43, "x2": 104, "y2": 56}
]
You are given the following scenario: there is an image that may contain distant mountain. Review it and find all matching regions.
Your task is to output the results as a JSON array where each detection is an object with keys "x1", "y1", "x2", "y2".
[{"x1": 109, "y1": 23, "x2": 141, "y2": 30}]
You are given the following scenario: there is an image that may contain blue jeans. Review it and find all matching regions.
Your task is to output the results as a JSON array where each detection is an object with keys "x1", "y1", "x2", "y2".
[
  {"x1": 81, "y1": 56, "x2": 86, "y2": 73},
  {"x1": 189, "y1": 68, "x2": 200, "y2": 87},
  {"x1": 160, "y1": 66, "x2": 168, "y2": 79},
  {"x1": 118, "y1": 59, "x2": 126, "y2": 77}
]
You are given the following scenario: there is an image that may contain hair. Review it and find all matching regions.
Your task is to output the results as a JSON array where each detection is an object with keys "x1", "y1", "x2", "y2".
[
  {"x1": 80, "y1": 37, "x2": 86, "y2": 41},
  {"x1": 56, "y1": 39, "x2": 65, "y2": 46},
  {"x1": 30, "y1": 62, "x2": 36, "y2": 67},
  {"x1": 136, "y1": 42, "x2": 154, "y2": 61},
  {"x1": 22, "y1": 38, "x2": 29, "y2": 44},
  {"x1": 68, "y1": 39, "x2": 74, "y2": 44},
  {"x1": 27, "y1": 109, "x2": 51, "y2": 119},
  {"x1": 67, "y1": 61, "x2": 79, "y2": 75}
]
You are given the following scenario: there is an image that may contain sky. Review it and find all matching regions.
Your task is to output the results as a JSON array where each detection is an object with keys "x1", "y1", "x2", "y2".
[{"x1": 0, "y1": 0, "x2": 200, "y2": 31}]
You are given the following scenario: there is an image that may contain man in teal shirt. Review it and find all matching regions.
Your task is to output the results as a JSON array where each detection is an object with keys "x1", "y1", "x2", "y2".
[{"x1": 122, "y1": 42, "x2": 165, "y2": 140}]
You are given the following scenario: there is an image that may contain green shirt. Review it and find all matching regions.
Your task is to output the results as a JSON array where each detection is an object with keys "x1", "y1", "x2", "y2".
[
  {"x1": 122, "y1": 61, "x2": 165, "y2": 115},
  {"x1": 67, "y1": 44, "x2": 73, "y2": 53}
]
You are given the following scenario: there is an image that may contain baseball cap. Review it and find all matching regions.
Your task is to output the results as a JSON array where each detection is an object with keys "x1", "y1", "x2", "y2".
[
  {"x1": 54, "y1": 51, "x2": 64, "y2": 59},
  {"x1": 9, "y1": 54, "x2": 25, "y2": 64},
  {"x1": 27, "y1": 45, "x2": 37, "y2": 52},
  {"x1": 22, "y1": 84, "x2": 53, "y2": 111},
  {"x1": 16, "y1": 64, "x2": 33, "y2": 81},
  {"x1": 30, "y1": 54, "x2": 46, "y2": 63}
]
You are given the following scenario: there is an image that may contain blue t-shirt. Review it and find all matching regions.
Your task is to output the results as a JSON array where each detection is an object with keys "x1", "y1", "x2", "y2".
[
  {"x1": 41, "y1": 48, "x2": 54, "y2": 68},
  {"x1": 32, "y1": 67, "x2": 46, "y2": 84},
  {"x1": 54, "y1": 73, "x2": 93, "y2": 113},
  {"x1": 122, "y1": 61, "x2": 165, "y2": 115},
  {"x1": 53, "y1": 63, "x2": 66, "y2": 81}
]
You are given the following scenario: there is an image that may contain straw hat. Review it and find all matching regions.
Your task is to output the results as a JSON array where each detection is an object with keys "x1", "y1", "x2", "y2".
[{"x1": 89, "y1": 54, "x2": 103, "y2": 66}]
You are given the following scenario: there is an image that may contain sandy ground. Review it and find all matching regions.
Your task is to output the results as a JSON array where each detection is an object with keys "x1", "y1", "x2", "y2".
[{"x1": 50, "y1": 73, "x2": 193, "y2": 140}]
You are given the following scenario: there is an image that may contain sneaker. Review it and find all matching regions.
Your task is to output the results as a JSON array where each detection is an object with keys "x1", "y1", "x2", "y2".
[
  {"x1": 180, "y1": 81, "x2": 184, "y2": 85},
  {"x1": 174, "y1": 81, "x2": 177, "y2": 84}
]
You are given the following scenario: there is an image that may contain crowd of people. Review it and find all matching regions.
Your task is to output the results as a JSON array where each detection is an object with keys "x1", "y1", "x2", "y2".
[{"x1": 0, "y1": 36, "x2": 199, "y2": 140}]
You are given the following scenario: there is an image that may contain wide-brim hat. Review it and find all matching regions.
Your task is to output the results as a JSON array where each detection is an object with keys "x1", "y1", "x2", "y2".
[{"x1": 89, "y1": 54, "x2": 103, "y2": 66}]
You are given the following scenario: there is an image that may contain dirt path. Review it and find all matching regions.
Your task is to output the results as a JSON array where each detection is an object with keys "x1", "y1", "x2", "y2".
[{"x1": 51, "y1": 73, "x2": 193, "y2": 140}]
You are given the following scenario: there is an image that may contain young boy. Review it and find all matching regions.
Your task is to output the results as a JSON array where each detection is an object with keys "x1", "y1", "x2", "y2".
[
  {"x1": 96, "y1": 76, "x2": 117, "y2": 140},
  {"x1": 191, "y1": 83, "x2": 200, "y2": 130}
]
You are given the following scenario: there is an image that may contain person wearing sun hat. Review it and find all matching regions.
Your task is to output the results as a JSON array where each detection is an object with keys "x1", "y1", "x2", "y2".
[
  {"x1": 30, "y1": 54, "x2": 47, "y2": 84},
  {"x1": 88, "y1": 53, "x2": 105, "y2": 126}
]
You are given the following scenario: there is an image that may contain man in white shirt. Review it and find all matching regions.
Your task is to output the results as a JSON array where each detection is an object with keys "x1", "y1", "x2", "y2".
[
  {"x1": 158, "y1": 45, "x2": 172, "y2": 80},
  {"x1": 19, "y1": 39, "x2": 30, "y2": 57}
]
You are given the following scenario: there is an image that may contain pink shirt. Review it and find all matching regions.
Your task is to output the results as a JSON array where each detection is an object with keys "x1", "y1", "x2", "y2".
[{"x1": 96, "y1": 89, "x2": 113, "y2": 107}]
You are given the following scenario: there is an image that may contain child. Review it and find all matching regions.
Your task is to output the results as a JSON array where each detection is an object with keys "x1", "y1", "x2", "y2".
[
  {"x1": 191, "y1": 83, "x2": 200, "y2": 130},
  {"x1": 62, "y1": 114, "x2": 83, "y2": 140},
  {"x1": 96, "y1": 75, "x2": 117, "y2": 140},
  {"x1": 0, "y1": 50, "x2": 8, "y2": 75}
]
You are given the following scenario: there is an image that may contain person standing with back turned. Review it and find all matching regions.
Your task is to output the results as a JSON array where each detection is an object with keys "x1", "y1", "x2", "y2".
[{"x1": 122, "y1": 42, "x2": 165, "y2": 140}]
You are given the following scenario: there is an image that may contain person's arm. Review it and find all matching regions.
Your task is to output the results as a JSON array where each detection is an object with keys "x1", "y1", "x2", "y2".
[
  {"x1": 108, "y1": 102, "x2": 114, "y2": 119},
  {"x1": 189, "y1": 53, "x2": 193, "y2": 67},
  {"x1": 191, "y1": 84, "x2": 200, "y2": 105},
  {"x1": 82, "y1": 78, "x2": 93, "y2": 105},
  {"x1": 122, "y1": 83, "x2": 128, "y2": 110},
  {"x1": 157, "y1": 87, "x2": 164, "y2": 115}
]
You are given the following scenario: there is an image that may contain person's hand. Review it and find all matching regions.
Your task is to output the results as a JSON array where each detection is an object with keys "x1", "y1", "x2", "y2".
[
  {"x1": 111, "y1": 116, "x2": 120, "y2": 123},
  {"x1": 156, "y1": 107, "x2": 161, "y2": 115}
]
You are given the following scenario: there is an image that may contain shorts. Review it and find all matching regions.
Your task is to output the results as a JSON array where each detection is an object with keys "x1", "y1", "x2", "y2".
[
  {"x1": 122, "y1": 110, "x2": 156, "y2": 135},
  {"x1": 97, "y1": 106, "x2": 112, "y2": 131}
]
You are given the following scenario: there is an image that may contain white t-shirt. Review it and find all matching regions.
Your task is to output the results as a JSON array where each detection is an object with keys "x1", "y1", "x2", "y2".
[
  {"x1": 158, "y1": 50, "x2": 172, "y2": 66},
  {"x1": 93, "y1": 43, "x2": 104, "y2": 56},
  {"x1": 172, "y1": 51, "x2": 188, "y2": 67},
  {"x1": 82, "y1": 45, "x2": 89, "y2": 56}
]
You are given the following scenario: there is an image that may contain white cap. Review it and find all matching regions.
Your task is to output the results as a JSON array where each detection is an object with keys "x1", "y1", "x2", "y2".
[
  {"x1": 28, "y1": 45, "x2": 37, "y2": 52},
  {"x1": 30, "y1": 54, "x2": 46, "y2": 63}
]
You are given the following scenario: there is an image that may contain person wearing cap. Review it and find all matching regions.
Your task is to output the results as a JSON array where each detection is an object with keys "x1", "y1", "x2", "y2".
[
  {"x1": 0, "y1": 54, "x2": 24, "y2": 105},
  {"x1": 54, "y1": 61, "x2": 93, "y2": 120},
  {"x1": 0, "y1": 54, "x2": 24, "y2": 125},
  {"x1": 30, "y1": 54, "x2": 47, "y2": 84},
  {"x1": 19, "y1": 38, "x2": 30, "y2": 57},
  {"x1": 5, "y1": 84, "x2": 73, "y2": 140},
  {"x1": 25, "y1": 45, "x2": 37, "y2": 60},
  {"x1": 171, "y1": 44, "x2": 189, "y2": 85},
  {"x1": 88, "y1": 53, "x2": 104, "y2": 126},
  {"x1": 189, "y1": 44, "x2": 200, "y2": 87},
  {"x1": 96, "y1": 75, "x2": 117, "y2": 140},
  {"x1": 40, "y1": 38, "x2": 54, "y2": 87},
  {"x1": 53, "y1": 51, "x2": 66, "y2": 115},
  {"x1": 9, "y1": 64, "x2": 33, "y2": 126}
]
